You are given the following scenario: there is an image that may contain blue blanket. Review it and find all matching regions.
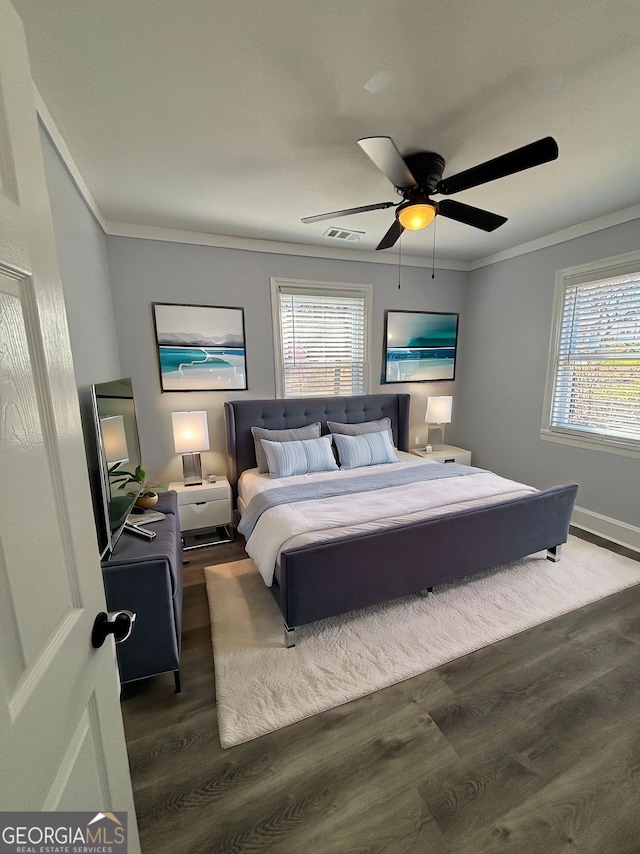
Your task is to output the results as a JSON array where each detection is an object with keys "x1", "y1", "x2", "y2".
[{"x1": 238, "y1": 462, "x2": 486, "y2": 539}]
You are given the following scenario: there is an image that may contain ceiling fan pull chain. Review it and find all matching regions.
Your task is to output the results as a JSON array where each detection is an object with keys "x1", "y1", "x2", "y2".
[
  {"x1": 432, "y1": 216, "x2": 437, "y2": 280},
  {"x1": 397, "y1": 236, "x2": 402, "y2": 289}
]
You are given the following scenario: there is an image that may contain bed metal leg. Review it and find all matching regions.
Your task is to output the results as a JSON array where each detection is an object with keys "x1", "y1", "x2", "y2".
[
  {"x1": 417, "y1": 586, "x2": 434, "y2": 598},
  {"x1": 547, "y1": 545, "x2": 562, "y2": 562},
  {"x1": 283, "y1": 620, "x2": 296, "y2": 648}
]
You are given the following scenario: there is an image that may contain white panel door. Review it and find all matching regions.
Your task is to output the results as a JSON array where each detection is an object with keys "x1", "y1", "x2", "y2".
[{"x1": 0, "y1": 2, "x2": 140, "y2": 848}]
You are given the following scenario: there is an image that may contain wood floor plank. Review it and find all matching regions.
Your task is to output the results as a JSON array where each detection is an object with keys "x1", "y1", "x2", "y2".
[
  {"x1": 442, "y1": 725, "x2": 640, "y2": 854},
  {"x1": 430, "y1": 629, "x2": 639, "y2": 758},
  {"x1": 120, "y1": 538, "x2": 640, "y2": 854},
  {"x1": 184, "y1": 707, "x2": 448, "y2": 854},
  {"x1": 182, "y1": 536, "x2": 248, "y2": 586},
  {"x1": 181, "y1": 583, "x2": 212, "y2": 632},
  {"x1": 301, "y1": 788, "x2": 441, "y2": 854},
  {"x1": 421, "y1": 661, "x2": 640, "y2": 839},
  {"x1": 436, "y1": 589, "x2": 640, "y2": 696}
]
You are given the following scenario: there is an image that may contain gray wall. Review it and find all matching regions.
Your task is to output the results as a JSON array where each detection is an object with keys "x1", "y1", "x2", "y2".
[
  {"x1": 40, "y1": 125, "x2": 121, "y2": 386},
  {"x1": 106, "y1": 236, "x2": 466, "y2": 484},
  {"x1": 41, "y1": 118, "x2": 638, "y2": 529},
  {"x1": 451, "y1": 219, "x2": 640, "y2": 528}
]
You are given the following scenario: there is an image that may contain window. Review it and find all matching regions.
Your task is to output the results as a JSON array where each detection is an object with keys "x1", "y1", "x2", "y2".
[
  {"x1": 271, "y1": 278, "x2": 372, "y2": 398},
  {"x1": 542, "y1": 252, "x2": 640, "y2": 456}
]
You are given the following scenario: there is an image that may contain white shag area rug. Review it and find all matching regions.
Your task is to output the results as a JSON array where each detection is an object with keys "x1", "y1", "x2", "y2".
[{"x1": 205, "y1": 536, "x2": 640, "y2": 748}]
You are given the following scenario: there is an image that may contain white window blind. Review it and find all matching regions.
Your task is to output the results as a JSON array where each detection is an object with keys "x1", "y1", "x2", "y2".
[
  {"x1": 549, "y1": 270, "x2": 640, "y2": 449},
  {"x1": 272, "y1": 281, "x2": 371, "y2": 398}
]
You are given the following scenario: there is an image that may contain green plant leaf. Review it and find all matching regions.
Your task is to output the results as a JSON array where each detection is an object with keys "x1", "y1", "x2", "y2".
[{"x1": 108, "y1": 464, "x2": 146, "y2": 489}]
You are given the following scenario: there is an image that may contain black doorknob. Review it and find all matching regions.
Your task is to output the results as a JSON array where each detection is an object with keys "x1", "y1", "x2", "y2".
[{"x1": 91, "y1": 610, "x2": 136, "y2": 649}]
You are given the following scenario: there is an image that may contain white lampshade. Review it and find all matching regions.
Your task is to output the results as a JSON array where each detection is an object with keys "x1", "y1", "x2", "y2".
[
  {"x1": 100, "y1": 415, "x2": 129, "y2": 465},
  {"x1": 425, "y1": 396, "x2": 453, "y2": 424},
  {"x1": 172, "y1": 411, "x2": 210, "y2": 454}
]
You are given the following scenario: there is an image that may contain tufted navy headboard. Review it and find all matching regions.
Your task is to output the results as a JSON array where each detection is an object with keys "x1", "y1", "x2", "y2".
[{"x1": 224, "y1": 394, "x2": 410, "y2": 503}]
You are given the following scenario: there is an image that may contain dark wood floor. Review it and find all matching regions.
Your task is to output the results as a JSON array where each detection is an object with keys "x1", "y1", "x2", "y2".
[{"x1": 121, "y1": 531, "x2": 640, "y2": 854}]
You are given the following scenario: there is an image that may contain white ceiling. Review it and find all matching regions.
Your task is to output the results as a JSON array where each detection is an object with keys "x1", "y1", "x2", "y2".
[{"x1": 11, "y1": 0, "x2": 640, "y2": 263}]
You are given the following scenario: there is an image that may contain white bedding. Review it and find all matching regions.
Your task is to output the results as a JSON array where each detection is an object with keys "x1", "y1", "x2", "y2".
[{"x1": 238, "y1": 452, "x2": 538, "y2": 586}]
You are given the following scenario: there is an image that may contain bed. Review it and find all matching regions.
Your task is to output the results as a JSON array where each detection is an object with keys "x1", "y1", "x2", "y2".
[{"x1": 225, "y1": 394, "x2": 578, "y2": 646}]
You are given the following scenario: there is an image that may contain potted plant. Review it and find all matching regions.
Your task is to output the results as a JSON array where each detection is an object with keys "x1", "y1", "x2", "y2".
[{"x1": 109, "y1": 465, "x2": 165, "y2": 509}]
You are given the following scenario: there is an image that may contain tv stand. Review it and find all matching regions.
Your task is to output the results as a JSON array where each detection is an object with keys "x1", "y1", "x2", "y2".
[{"x1": 101, "y1": 491, "x2": 183, "y2": 692}]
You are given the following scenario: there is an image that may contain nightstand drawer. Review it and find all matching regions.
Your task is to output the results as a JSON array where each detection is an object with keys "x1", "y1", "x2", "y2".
[
  {"x1": 168, "y1": 478, "x2": 232, "y2": 534},
  {"x1": 411, "y1": 445, "x2": 472, "y2": 465},
  {"x1": 434, "y1": 450, "x2": 471, "y2": 465},
  {"x1": 178, "y1": 499, "x2": 231, "y2": 531},
  {"x1": 173, "y1": 481, "x2": 230, "y2": 504}
]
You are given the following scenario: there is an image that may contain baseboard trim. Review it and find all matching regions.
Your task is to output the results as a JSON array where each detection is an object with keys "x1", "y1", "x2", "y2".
[{"x1": 572, "y1": 505, "x2": 640, "y2": 555}]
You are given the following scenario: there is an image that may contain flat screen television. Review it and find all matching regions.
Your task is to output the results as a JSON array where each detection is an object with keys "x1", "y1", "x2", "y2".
[{"x1": 81, "y1": 377, "x2": 143, "y2": 559}]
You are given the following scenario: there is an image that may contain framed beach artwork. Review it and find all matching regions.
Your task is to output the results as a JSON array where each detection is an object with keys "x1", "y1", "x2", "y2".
[
  {"x1": 383, "y1": 310, "x2": 459, "y2": 383},
  {"x1": 152, "y1": 303, "x2": 248, "y2": 392}
]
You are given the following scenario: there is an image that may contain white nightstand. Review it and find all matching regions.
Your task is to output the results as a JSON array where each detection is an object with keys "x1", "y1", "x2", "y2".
[
  {"x1": 410, "y1": 445, "x2": 472, "y2": 465},
  {"x1": 168, "y1": 478, "x2": 232, "y2": 549}
]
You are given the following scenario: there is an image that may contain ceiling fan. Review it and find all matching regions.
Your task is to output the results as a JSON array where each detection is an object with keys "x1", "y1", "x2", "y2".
[{"x1": 302, "y1": 135, "x2": 559, "y2": 250}]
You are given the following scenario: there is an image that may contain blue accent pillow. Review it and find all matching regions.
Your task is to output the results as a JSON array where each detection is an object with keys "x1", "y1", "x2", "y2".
[
  {"x1": 261, "y1": 435, "x2": 339, "y2": 478},
  {"x1": 333, "y1": 429, "x2": 399, "y2": 470}
]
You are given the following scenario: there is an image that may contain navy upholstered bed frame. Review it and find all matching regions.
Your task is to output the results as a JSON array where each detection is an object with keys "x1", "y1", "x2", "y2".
[
  {"x1": 224, "y1": 394, "x2": 578, "y2": 646},
  {"x1": 224, "y1": 393, "x2": 410, "y2": 505}
]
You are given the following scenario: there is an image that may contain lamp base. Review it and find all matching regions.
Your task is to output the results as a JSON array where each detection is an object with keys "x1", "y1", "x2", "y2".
[
  {"x1": 426, "y1": 424, "x2": 446, "y2": 451},
  {"x1": 182, "y1": 452, "x2": 203, "y2": 486}
]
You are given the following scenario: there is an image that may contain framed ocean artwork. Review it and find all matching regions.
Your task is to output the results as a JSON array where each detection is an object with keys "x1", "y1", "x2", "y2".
[
  {"x1": 383, "y1": 310, "x2": 459, "y2": 383},
  {"x1": 152, "y1": 303, "x2": 248, "y2": 392}
]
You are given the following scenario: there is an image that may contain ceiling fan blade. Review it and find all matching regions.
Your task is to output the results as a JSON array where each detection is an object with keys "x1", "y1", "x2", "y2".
[
  {"x1": 437, "y1": 136, "x2": 559, "y2": 196},
  {"x1": 376, "y1": 219, "x2": 405, "y2": 250},
  {"x1": 438, "y1": 199, "x2": 507, "y2": 232},
  {"x1": 358, "y1": 136, "x2": 418, "y2": 190},
  {"x1": 301, "y1": 201, "x2": 396, "y2": 224}
]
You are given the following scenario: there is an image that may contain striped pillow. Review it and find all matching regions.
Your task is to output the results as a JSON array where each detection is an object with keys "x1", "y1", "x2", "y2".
[
  {"x1": 261, "y1": 435, "x2": 339, "y2": 479},
  {"x1": 333, "y1": 429, "x2": 399, "y2": 470},
  {"x1": 327, "y1": 417, "x2": 394, "y2": 446},
  {"x1": 251, "y1": 422, "x2": 321, "y2": 473}
]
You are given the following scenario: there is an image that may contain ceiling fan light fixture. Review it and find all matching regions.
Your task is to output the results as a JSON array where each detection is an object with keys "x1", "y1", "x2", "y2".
[
  {"x1": 305, "y1": 135, "x2": 556, "y2": 249},
  {"x1": 397, "y1": 202, "x2": 437, "y2": 231}
]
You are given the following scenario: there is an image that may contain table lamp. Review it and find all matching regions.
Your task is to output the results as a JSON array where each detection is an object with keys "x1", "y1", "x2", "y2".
[
  {"x1": 172, "y1": 410, "x2": 210, "y2": 485},
  {"x1": 425, "y1": 396, "x2": 453, "y2": 450}
]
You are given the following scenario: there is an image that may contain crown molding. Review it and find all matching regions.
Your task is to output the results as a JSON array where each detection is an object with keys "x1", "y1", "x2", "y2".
[
  {"x1": 35, "y1": 89, "x2": 640, "y2": 274},
  {"x1": 469, "y1": 202, "x2": 640, "y2": 270},
  {"x1": 103, "y1": 219, "x2": 469, "y2": 270},
  {"x1": 33, "y1": 92, "x2": 466, "y2": 271},
  {"x1": 34, "y1": 85, "x2": 107, "y2": 232}
]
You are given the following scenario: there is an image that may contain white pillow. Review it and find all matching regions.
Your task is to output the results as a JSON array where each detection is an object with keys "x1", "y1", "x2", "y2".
[
  {"x1": 261, "y1": 435, "x2": 339, "y2": 479},
  {"x1": 333, "y1": 429, "x2": 399, "y2": 470}
]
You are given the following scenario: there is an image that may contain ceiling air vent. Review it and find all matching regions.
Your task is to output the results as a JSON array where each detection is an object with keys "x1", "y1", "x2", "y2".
[{"x1": 323, "y1": 227, "x2": 363, "y2": 242}]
